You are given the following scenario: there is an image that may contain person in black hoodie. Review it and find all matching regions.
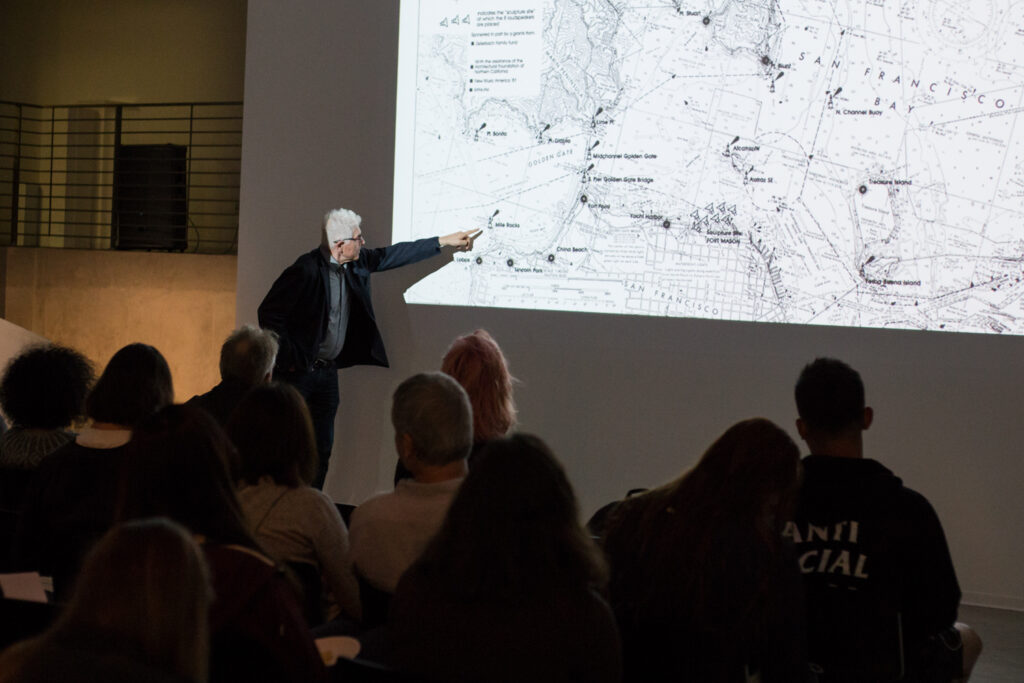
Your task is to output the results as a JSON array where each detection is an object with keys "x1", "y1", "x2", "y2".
[{"x1": 787, "y1": 357, "x2": 982, "y2": 683}]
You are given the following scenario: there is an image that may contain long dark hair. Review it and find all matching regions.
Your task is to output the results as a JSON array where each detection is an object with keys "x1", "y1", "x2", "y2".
[
  {"x1": 116, "y1": 404, "x2": 258, "y2": 551},
  {"x1": 228, "y1": 383, "x2": 317, "y2": 487},
  {"x1": 603, "y1": 418, "x2": 800, "y2": 633},
  {"x1": 412, "y1": 433, "x2": 606, "y2": 602},
  {"x1": 86, "y1": 343, "x2": 173, "y2": 427},
  {"x1": 0, "y1": 518, "x2": 210, "y2": 682}
]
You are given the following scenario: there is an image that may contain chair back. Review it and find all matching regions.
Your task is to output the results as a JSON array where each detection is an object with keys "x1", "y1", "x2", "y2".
[
  {"x1": 586, "y1": 488, "x2": 648, "y2": 540},
  {"x1": 286, "y1": 560, "x2": 325, "y2": 627},
  {"x1": 356, "y1": 573, "x2": 393, "y2": 630}
]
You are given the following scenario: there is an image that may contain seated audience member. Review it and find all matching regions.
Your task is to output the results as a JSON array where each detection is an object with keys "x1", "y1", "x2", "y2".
[
  {"x1": 186, "y1": 324, "x2": 278, "y2": 425},
  {"x1": 0, "y1": 517, "x2": 210, "y2": 683},
  {"x1": 0, "y1": 344, "x2": 94, "y2": 531},
  {"x1": 603, "y1": 418, "x2": 808, "y2": 683},
  {"x1": 116, "y1": 404, "x2": 326, "y2": 683},
  {"x1": 229, "y1": 383, "x2": 360, "y2": 623},
  {"x1": 388, "y1": 434, "x2": 621, "y2": 683},
  {"x1": 441, "y1": 328, "x2": 516, "y2": 451},
  {"x1": 0, "y1": 343, "x2": 94, "y2": 475},
  {"x1": 789, "y1": 358, "x2": 981, "y2": 682},
  {"x1": 15, "y1": 343, "x2": 172, "y2": 597},
  {"x1": 350, "y1": 372, "x2": 471, "y2": 596},
  {"x1": 394, "y1": 328, "x2": 516, "y2": 483}
]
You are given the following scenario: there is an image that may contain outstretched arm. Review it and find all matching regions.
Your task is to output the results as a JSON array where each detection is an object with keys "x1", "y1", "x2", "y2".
[
  {"x1": 365, "y1": 230, "x2": 482, "y2": 272},
  {"x1": 438, "y1": 229, "x2": 482, "y2": 251}
]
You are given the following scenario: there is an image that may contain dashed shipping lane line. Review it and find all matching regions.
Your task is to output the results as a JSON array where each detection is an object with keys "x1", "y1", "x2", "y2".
[
  {"x1": 419, "y1": 173, "x2": 580, "y2": 215},
  {"x1": 416, "y1": 130, "x2": 590, "y2": 178},
  {"x1": 914, "y1": 106, "x2": 1024, "y2": 128}
]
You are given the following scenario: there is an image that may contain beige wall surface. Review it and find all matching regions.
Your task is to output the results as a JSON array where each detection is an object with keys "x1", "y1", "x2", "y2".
[
  {"x1": 2, "y1": 247, "x2": 237, "y2": 402},
  {"x1": 0, "y1": 0, "x2": 247, "y2": 104}
]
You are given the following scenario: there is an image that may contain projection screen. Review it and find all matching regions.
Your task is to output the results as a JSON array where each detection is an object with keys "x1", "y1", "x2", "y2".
[{"x1": 393, "y1": 0, "x2": 1024, "y2": 334}]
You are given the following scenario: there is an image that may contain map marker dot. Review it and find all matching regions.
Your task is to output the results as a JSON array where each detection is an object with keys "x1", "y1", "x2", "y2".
[
  {"x1": 761, "y1": 55, "x2": 771, "y2": 66},
  {"x1": 548, "y1": 254, "x2": 555, "y2": 262},
  {"x1": 506, "y1": 258, "x2": 514, "y2": 267},
  {"x1": 580, "y1": 195, "x2": 588, "y2": 203},
  {"x1": 702, "y1": 16, "x2": 710, "y2": 26},
  {"x1": 475, "y1": 256, "x2": 483, "y2": 265},
  {"x1": 858, "y1": 185, "x2": 868, "y2": 194},
  {"x1": 663, "y1": 220, "x2": 671, "y2": 229}
]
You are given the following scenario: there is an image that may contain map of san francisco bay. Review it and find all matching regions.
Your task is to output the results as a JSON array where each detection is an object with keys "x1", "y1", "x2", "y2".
[{"x1": 392, "y1": 0, "x2": 1024, "y2": 334}]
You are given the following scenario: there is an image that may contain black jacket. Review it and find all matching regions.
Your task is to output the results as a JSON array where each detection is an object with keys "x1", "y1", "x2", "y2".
[
  {"x1": 257, "y1": 238, "x2": 440, "y2": 373},
  {"x1": 789, "y1": 456, "x2": 960, "y2": 656},
  {"x1": 15, "y1": 441, "x2": 127, "y2": 598},
  {"x1": 184, "y1": 377, "x2": 253, "y2": 426}
]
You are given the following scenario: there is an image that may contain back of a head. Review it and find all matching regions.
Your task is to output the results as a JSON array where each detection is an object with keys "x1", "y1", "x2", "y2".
[
  {"x1": 605, "y1": 418, "x2": 800, "y2": 626},
  {"x1": 219, "y1": 325, "x2": 279, "y2": 386},
  {"x1": 440, "y1": 329, "x2": 516, "y2": 443},
  {"x1": 419, "y1": 433, "x2": 604, "y2": 599},
  {"x1": 391, "y1": 372, "x2": 472, "y2": 466},
  {"x1": 86, "y1": 343, "x2": 174, "y2": 427},
  {"x1": 613, "y1": 418, "x2": 801, "y2": 546},
  {"x1": 690, "y1": 418, "x2": 802, "y2": 515},
  {"x1": 118, "y1": 404, "x2": 255, "y2": 549},
  {"x1": 0, "y1": 344, "x2": 95, "y2": 430},
  {"x1": 53, "y1": 518, "x2": 210, "y2": 681},
  {"x1": 456, "y1": 434, "x2": 578, "y2": 529},
  {"x1": 228, "y1": 382, "x2": 316, "y2": 487},
  {"x1": 795, "y1": 357, "x2": 865, "y2": 436}
]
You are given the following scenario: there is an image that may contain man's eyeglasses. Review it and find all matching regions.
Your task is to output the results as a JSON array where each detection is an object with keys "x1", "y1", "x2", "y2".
[{"x1": 335, "y1": 235, "x2": 365, "y2": 245}]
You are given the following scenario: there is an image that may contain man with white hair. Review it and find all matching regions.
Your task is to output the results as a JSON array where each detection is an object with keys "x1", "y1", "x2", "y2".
[
  {"x1": 258, "y1": 208, "x2": 478, "y2": 489},
  {"x1": 185, "y1": 324, "x2": 278, "y2": 425}
]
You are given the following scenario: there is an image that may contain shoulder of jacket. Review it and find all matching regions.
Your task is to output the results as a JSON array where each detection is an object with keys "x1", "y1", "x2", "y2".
[{"x1": 297, "y1": 248, "x2": 324, "y2": 266}]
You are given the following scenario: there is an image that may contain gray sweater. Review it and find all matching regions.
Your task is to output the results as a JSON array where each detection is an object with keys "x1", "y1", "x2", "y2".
[{"x1": 238, "y1": 478, "x2": 360, "y2": 621}]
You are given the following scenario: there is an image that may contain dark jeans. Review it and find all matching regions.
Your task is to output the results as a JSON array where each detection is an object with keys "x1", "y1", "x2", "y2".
[{"x1": 278, "y1": 365, "x2": 338, "y2": 489}]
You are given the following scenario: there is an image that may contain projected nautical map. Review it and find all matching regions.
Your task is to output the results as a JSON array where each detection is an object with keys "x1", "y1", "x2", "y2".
[{"x1": 392, "y1": 0, "x2": 1024, "y2": 334}]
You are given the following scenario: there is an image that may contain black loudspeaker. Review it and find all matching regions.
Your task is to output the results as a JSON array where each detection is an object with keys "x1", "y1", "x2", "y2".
[{"x1": 113, "y1": 144, "x2": 187, "y2": 250}]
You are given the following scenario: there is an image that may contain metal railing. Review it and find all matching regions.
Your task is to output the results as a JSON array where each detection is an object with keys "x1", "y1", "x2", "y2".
[{"x1": 0, "y1": 100, "x2": 242, "y2": 253}]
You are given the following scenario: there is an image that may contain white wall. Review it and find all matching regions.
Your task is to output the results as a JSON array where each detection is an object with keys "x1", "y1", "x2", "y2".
[{"x1": 238, "y1": 0, "x2": 1024, "y2": 610}]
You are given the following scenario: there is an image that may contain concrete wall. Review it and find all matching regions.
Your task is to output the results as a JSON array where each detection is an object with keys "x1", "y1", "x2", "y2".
[
  {"x1": 0, "y1": 0, "x2": 248, "y2": 255},
  {"x1": 0, "y1": 0, "x2": 247, "y2": 104},
  {"x1": 2, "y1": 247, "x2": 237, "y2": 402}
]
